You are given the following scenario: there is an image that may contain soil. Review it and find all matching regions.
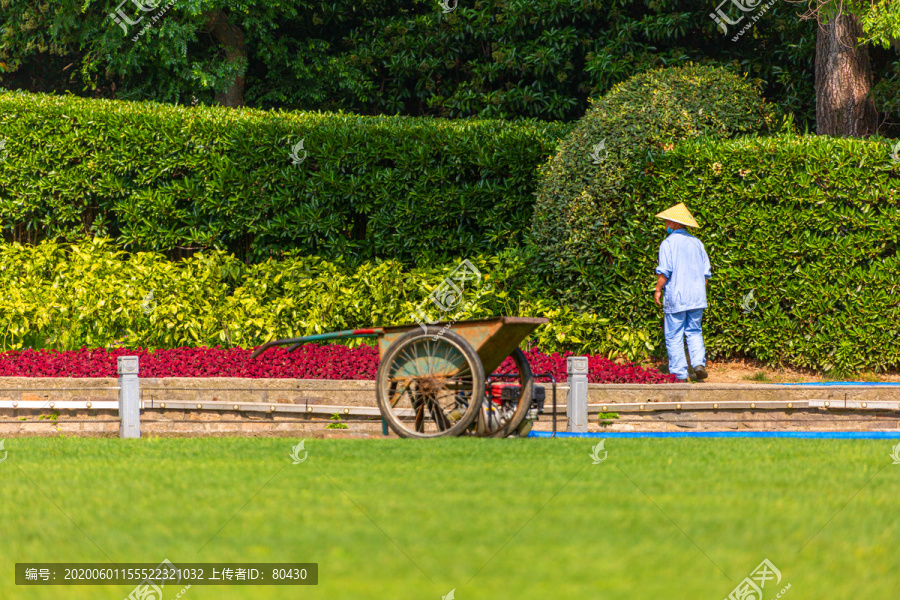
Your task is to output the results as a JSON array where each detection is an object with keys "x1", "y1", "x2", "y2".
[{"x1": 646, "y1": 358, "x2": 900, "y2": 384}]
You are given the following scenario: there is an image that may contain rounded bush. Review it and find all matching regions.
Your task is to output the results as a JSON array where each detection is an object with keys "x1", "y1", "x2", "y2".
[{"x1": 530, "y1": 65, "x2": 773, "y2": 307}]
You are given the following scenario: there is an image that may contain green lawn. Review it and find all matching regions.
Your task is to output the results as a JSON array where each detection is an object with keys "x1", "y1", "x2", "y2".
[{"x1": 1, "y1": 437, "x2": 898, "y2": 599}]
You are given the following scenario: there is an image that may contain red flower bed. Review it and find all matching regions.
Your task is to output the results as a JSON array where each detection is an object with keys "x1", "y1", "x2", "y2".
[
  {"x1": 496, "y1": 349, "x2": 676, "y2": 384},
  {"x1": 0, "y1": 345, "x2": 675, "y2": 383}
]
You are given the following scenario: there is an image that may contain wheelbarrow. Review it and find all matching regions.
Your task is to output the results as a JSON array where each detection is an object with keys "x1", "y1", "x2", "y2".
[{"x1": 251, "y1": 316, "x2": 549, "y2": 438}]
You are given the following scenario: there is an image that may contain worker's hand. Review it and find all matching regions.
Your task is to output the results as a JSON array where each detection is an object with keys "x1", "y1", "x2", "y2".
[{"x1": 654, "y1": 274, "x2": 667, "y2": 306}]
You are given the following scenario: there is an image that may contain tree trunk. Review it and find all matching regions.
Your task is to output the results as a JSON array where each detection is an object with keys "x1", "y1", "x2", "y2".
[
  {"x1": 203, "y1": 10, "x2": 246, "y2": 108},
  {"x1": 815, "y1": 13, "x2": 878, "y2": 137}
]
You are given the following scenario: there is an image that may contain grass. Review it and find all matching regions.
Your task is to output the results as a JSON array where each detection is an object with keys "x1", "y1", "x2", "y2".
[
  {"x1": 1, "y1": 437, "x2": 899, "y2": 599},
  {"x1": 855, "y1": 371, "x2": 883, "y2": 383},
  {"x1": 743, "y1": 371, "x2": 769, "y2": 382},
  {"x1": 597, "y1": 412, "x2": 619, "y2": 427}
]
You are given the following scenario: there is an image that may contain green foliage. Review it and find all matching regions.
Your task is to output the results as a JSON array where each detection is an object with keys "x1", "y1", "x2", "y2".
[
  {"x1": 0, "y1": 91, "x2": 569, "y2": 262},
  {"x1": 587, "y1": 133, "x2": 900, "y2": 373},
  {"x1": 0, "y1": 239, "x2": 652, "y2": 358},
  {"x1": 0, "y1": 0, "x2": 825, "y2": 127},
  {"x1": 597, "y1": 412, "x2": 619, "y2": 427},
  {"x1": 0, "y1": 0, "x2": 383, "y2": 108},
  {"x1": 872, "y1": 59, "x2": 900, "y2": 126},
  {"x1": 853, "y1": 0, "x2": 900, "y2": 50},
  {"x1": 530, "y1": 65, "x2": 773, "y2": 308},
  {"x1": 326, "y1": 412, "x2": 349, "y2": 429}
]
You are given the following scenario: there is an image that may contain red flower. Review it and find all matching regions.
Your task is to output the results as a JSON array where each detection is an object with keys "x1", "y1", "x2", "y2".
[{"x1": 0, "y1": 345, "x2": 673, "y2": 382}]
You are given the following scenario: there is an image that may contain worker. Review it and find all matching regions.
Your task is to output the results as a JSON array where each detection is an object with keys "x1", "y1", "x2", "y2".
[{"x1": 653, "y1": 203, "x2": 711, "y2": 383}]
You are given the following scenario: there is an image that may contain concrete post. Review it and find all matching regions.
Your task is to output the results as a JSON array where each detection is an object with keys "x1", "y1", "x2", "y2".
[
  {"x1": 117, "y1": 355, "x2": 140, "y2": 439},
  {"x1": 566, "y1": 356, "x2": 588, "y2": 433}
]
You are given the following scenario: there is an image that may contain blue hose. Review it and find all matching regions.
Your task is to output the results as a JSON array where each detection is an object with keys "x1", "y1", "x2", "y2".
[
  {"x1": 528, "y1": 431, "x2": 900, "y2": 439},
  {"x1": 776, "y1": 381, "x2": 900, "y2": 386}
]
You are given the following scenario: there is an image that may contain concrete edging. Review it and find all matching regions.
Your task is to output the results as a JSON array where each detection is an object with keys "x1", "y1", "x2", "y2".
[{"x1": 2, "y1": 378, "x2": 900, "y2": 436}]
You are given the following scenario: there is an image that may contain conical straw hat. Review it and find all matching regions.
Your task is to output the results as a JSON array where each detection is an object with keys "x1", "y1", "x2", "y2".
[{"x1": 655, "y1": 202, "x2": 699, "y2": 228}]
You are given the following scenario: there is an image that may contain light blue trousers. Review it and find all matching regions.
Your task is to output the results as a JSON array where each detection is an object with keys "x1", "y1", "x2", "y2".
[{"x1": 664, "y1": 309, "x2": 706, "y2": 380}]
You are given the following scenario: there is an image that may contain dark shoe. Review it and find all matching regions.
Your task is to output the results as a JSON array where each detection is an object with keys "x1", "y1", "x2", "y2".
[
  {"x1": 694, "y1": 365, "x2": 709, "y2": 381},
  {"x1": 676, "y1": 378, "x2": 689, "y2": 383}
]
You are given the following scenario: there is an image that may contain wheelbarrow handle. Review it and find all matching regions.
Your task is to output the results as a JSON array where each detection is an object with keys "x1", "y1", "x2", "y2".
[{"x1": 251, "y1": 328, "x2": 381, "y2": 358}]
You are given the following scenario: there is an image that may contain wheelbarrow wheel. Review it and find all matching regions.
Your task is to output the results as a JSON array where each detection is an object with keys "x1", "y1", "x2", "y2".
[
  {"x1": 376, "y1": 327, "x2": 484, "y2": 438},
  {"x1": 473, "y1": 348, "x2": 535, "y2": 438}
]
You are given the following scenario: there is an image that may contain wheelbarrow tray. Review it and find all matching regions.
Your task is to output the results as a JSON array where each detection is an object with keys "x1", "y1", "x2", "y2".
[{"x1": 379, "y1": 316, "x2": 548, "y2": 375}]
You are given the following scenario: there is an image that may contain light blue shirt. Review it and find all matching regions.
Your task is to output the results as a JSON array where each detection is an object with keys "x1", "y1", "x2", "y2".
[{"x1": 656, "y1": 229, "x2": 711, "y2": 314}]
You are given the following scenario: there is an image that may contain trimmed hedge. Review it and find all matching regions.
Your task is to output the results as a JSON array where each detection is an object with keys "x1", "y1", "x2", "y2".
[
  {"x1": 0, "y1": 91, "x2": 570, "y2": 262},
  {"x1": 530, "y1": 65, "x2": 773, "y2": 306},
  {"x1": 594, "y1": 133, "x2": 900, "y2": 373},
  {"x1": 0, "y1": 239, "x2": 653, "y2": 359}
]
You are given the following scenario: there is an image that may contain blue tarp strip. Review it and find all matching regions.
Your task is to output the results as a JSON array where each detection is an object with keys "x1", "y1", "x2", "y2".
[
  {"x1": 775, "y1": 382, "x2": 900, "y2": 386},
  {"x1": 528, "y1": 431, "x2": 900, "y2": 439}
]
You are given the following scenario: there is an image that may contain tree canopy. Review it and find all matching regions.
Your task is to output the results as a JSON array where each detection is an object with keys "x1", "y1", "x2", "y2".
[{"x1": 0, "y1": 0, "x2": 822, "y2": 124}]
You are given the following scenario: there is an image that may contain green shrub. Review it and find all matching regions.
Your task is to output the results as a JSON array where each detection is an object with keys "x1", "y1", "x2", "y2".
[
  {"x1": 0, "y1": 239, "x2": 650, "y2": 357},
  {"x1": 326, "y1": 413, "x2": 349, "y2": 429},
  {"x1": 594, "y1": 133, "x2": 900, "y2": 373},
  {"x1": 0, "y1": 91, "x2": 569, "y2": 263},
  {"x1": 14, "y1": 126, "x2": 900, "y2": 377},
  {"x1": 597, "y1": 412, "x2": 619, "y2": 427},
  {"x1": 530, "y1": 65, "x2": 773, "y2": 307},
  {"x1": 0, "y1": 0, "x2": 821, "y2": 126}
]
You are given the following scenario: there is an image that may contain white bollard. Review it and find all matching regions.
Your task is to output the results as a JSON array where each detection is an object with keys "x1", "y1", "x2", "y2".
[
  {"x1": 117, "y1": 356, "x2": 141, "y2": 439},
  {"x1": 567, "y1": 356, "x2": 588, "y2": 433}
]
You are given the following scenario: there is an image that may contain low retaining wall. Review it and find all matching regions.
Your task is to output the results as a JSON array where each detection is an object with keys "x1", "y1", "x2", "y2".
[
  {"x1": 2, "y1": 378, "x2": 900, "y2": 436},
  {"x1": 589, "y1": 383, "x2": 900, "y2": 405},
  {"x1": 3, "y1": 378, "x2": 895, "y2": 408},
  {"x1": 0, "y1": 409, "x2": 385, "y2": 438}
]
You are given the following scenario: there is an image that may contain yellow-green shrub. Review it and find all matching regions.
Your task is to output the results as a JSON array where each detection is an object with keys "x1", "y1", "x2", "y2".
[{"x1": 0, "y1": 239, "x2": 650, "y2": 358}]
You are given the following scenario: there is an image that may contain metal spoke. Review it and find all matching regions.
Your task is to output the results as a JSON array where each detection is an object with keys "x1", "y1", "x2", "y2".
[
  {"x1": 411, "y1": 341, "x2": 424, "y2": 379},
  {"x1": 388, "y1": 379, "x2": 413, "y2": 409},
  {"x1": 426, "y1": 336, "x2": 435, "y2": 379},
  {"x1": 397, "y1": 345, "x2": 418, "y2": 374},
  {"x1": 432, "y1": 387, "x2": 470, "y2": 407},
  {"x1": 379, "y1": 331, "x2": 485, "y2": 438},
  {"x1": 428, "y1": 398, "x2": 450, "y2": 431},
  {"x1": 414, "y1": 402, "x2": 425, "y2": 432}
]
